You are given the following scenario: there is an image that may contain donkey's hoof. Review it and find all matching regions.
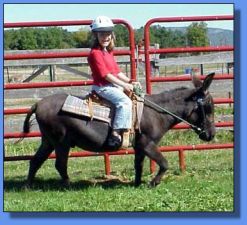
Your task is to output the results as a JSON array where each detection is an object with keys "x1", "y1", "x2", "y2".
[
  {"x1": 24, "y1": 181, "x2": 32, "y2": 190},
  {"x1": 61, "y1": 179, "x2": 70, "y2": 187},
  {"x1": 134, "y1": 181, "x2": 143, "y2": 187},
  {"x1": 149, "y1": 179, "x2": 160, "y2": 188}
]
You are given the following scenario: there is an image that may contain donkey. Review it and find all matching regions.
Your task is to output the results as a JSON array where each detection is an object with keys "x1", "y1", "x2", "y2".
[{"x1": 23, "y1": 73, "x2": 215, "y2": 187}]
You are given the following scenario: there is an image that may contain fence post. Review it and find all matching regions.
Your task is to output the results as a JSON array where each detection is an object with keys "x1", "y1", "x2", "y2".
[
  {"x1": 104, "y1": 153, "x2": 111, "y2": 176},
  {"x1": 150, "y1": 159, "x2": 156, "y2": 174},
  {"x1": 178, "y1": 149, "x2": 186, "y2": 172}
]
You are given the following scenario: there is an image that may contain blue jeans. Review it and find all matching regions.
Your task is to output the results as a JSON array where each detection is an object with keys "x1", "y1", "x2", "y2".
[{"x1": 92, "y1": 84, "x2": 132, "y2": 130}]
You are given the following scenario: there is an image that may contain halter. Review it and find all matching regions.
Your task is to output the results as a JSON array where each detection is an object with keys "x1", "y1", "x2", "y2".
[
  {"x1": 134, "y1": 90, "x2": 210, "y2": 135},
  {"x1": 193, "y1": 97, "x2": 208, "y2": 135}
]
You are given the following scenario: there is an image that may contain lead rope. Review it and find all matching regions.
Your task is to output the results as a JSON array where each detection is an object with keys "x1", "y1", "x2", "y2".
[{"x1": 133, "y1": 85, "x2": 202, "y2": 133}]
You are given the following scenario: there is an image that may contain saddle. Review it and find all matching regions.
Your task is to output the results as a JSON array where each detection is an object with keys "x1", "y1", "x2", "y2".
[{"x1": 62, "y1": 91, "x2": 144, "y2": 148}]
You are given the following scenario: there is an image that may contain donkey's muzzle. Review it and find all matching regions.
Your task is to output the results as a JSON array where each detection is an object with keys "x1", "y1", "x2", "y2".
[{"x1": 198, "y1": 130, "x2": 215, "y2": 141}]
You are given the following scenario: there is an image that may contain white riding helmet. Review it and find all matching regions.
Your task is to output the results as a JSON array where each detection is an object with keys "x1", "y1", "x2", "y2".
[{"x1": 90, "y1": 16, "x2": 114, "y2": 32}]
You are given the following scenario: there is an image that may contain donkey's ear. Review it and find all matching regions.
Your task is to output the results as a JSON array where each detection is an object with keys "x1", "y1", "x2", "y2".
[
  {"x1": 192, "y1": 74, "x2": 203, "y2": 88},
  {"x1": 202, "y1": 72, "x2": 215, "y2": 92}
]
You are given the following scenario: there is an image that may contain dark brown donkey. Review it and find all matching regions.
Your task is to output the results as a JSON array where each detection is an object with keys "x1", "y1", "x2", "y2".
[{"x1": 23, "y1": 73, "x2": 215, "y2": 187}]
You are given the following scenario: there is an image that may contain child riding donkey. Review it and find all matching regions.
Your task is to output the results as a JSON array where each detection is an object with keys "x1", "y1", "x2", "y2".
[{"x1": 88, "y1": 16, "x2": 134, "y2": 147}]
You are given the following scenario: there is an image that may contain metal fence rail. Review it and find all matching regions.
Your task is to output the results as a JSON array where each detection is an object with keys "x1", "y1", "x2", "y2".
[
  {"x1": 4, "y1": 15, "x2": 234, "y2": 175},
  {"x1": 143, "y1": 15, "x2": 234, "y2": 172}
]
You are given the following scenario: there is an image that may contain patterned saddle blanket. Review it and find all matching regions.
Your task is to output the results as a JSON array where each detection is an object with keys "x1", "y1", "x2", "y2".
[
  {"x1": 61, "y1": 92, "x2": 144, "y2": 132},
  {"x1": 62, "y1": 94, "x2": 113, "y2": 124}
]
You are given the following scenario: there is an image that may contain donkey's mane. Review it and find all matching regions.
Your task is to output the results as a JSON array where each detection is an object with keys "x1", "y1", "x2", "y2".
[{"x1": 151, "y1": 86, "x2": 194, "y2": 103}]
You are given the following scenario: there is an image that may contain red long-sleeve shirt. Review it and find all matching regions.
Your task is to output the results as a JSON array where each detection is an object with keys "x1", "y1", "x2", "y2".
[{"x1": 87, "y1": 48, "x2": 121, "y2": 86}]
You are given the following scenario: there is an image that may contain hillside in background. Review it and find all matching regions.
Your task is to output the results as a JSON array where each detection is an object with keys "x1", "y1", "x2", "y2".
[
  {"x1": 207, "y1": 28, "x2": 233, "y2": 46},
  {"x1": 168, "y1": 27, "x2": 233, "y2": 46}
]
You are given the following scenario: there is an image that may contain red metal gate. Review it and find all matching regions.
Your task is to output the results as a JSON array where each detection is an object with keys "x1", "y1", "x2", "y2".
[
  {"x1": 142, "y1": 15, "x2": 234, "y2": 171},
  {"x1": 4, "y1": 16, "x2": 234, "y2": 174},
  {"x1": 4, "y1": 19, "x2": 136, "y2": 175}
]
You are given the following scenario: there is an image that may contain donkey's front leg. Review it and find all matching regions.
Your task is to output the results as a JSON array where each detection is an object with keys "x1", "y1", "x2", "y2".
[{"x1": 144, "y1": 141, "x2": 168, "y2": 187}]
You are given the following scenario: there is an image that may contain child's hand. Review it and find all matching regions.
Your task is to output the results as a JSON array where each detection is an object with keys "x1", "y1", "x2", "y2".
[{"x1": 124, "y1": 83, "x2": 134, "y2": 92}]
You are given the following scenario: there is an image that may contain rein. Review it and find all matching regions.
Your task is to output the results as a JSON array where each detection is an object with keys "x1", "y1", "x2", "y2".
[
  {"x1": 144, "y1": 96, "x2": 203, "y2": 133},
  {"x1": 133, "y1": 87, "x2": 205, "y2": 134}
]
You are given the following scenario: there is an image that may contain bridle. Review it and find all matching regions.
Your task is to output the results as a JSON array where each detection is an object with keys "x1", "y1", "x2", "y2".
[
  {"x1": 192, "y1": 97, "x2": 210, "y2": 136},
  {"x1": 135, "y1": 92, "x2": 212, "y2": 136}
]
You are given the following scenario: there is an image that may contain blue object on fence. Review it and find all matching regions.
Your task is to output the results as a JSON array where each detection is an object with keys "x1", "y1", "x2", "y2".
[{"x1": 185, "y1": 68, "x2": 192, "y2": 75}]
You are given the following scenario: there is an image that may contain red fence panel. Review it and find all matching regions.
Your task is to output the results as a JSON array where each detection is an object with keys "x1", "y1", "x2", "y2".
[
  {"x1": 4, "y1": 16, "x2": 234, "y2": 175},
  {"x1": 143, "y1": 15, "x2": 234, "y2": 172},
  {"x1": 4, "y1": 19, "x2": 136, "y2": 81},
  {"x1": 143, "y1": 15, "x2": 234, "y2": 94},
  {"x1": 4, "y1": 19, "x2": 136, "y2": 175}
]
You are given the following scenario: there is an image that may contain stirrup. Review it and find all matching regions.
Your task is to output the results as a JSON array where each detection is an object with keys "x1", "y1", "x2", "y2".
[{"x1": 121, "y1": 131, "x2": 134, "y2": 149}]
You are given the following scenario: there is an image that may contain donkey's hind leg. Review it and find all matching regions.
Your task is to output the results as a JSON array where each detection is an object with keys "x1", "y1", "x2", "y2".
[
  {"x1": 54, "y1": 144, "x2": 70, "y2": 186},
  {"x1": 134, "y1": 147, "x2": 146, "y2": 187},
  {"x1": 27, "y1": 137, "x2": 54, "y2": 186}
]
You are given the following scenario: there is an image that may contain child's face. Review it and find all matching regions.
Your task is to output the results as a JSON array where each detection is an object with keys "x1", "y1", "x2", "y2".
[{"x1": 97, "y1": 32, "x2": 112, "y2": 48}]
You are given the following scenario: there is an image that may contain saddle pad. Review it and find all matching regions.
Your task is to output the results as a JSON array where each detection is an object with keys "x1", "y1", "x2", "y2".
[{"x1": 62, "y1": 95, "x2": 112, "y2": 124}]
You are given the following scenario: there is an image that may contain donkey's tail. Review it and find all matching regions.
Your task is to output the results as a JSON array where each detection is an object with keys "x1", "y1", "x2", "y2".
[
  {"x1": 14, "y1": 103, "x2": 38, "y2": 144},
  {"x1": 23, "y1": 103, "x2": 38, "y2": 133}
]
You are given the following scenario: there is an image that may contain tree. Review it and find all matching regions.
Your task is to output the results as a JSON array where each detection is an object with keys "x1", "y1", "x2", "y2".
[
  {"x1": 186, "y1": 22, "x2": 209, "y2": 47},
  {"x1": 4, "y1": 27, "x2": 78, "y2": 50},
  {"x1": 61, "y1": 29, "x2": 76, "y2": 48},
  {"x1": 114, "y1": 25, "x2": 129, "y2": 47},
  {"x1": 135, "y1": 27, "x2": 144, "y2": 46},
  {"x1": 4, "y1": 29, "x2": 16, "y2": 50},
  {"x1": 6, "y1": 28, "x2": 38, "y2": 50},
  {"x1": 4, "y1": 24, "x2": 209, "y2": 52},
  {"x1": 72, "y1": 27, "x2": 90, "y2": 48}
]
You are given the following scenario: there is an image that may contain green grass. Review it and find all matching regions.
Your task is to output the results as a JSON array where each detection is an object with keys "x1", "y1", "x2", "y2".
[
  {"x1": 215, "y1": 105, "x2": 233, "y2": 115},
  {"x1": 4, "y1": 129, "x2": 234, "y2": 212},
  {"x1": 4, "y1": 151, "x2": 234, "y2": 212}
]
